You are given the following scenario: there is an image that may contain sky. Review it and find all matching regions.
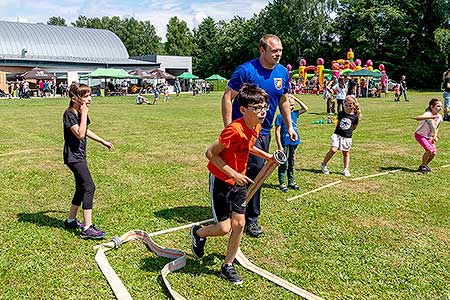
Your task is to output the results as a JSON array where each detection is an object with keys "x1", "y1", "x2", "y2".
[{"x1": 0, "y1": 0, "x2": 270, "y2": 40}]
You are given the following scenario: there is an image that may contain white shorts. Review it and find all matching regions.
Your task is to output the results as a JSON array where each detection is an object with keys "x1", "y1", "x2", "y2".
[{"x1": 331, "y1": 134, "x2": 352, "y2": 151}]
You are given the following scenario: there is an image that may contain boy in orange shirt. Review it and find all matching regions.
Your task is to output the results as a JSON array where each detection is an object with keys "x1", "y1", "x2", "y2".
[{"x1": 191, "y1": 83, "x2": 273, "y2": 284}]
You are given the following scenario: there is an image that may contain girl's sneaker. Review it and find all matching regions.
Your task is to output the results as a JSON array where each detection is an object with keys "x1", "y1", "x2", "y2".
[
  {"x1": 80, "y1": 225, "x2": 106, "y2": 240},
  {"x1": 64, "y1": 218, "x2": 83, "y2": 229},
  {"x1": 343, "y1": 169, "x2": 351, "y2": 177},
  {"x1": 320, "y1": 163, "x2": 329, "y2": 174}
]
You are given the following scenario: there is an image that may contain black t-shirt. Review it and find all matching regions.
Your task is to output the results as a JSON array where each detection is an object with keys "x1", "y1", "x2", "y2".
[
  {"x1": 334, "y1": 111, "x2": 359, "y2": 138},
  {"x1": 444, "y1": 77, "x2": 450, "y2": 92},
  {"x1": 400, "y1": 79, "x2": 407, "y2": 90},
  {"x1": 63, "y1": 108, "x2": 90, "y2": 164}
]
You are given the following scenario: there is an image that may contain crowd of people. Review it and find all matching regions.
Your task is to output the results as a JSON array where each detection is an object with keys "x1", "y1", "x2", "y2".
[{"x1": 2, "y1": 79, "x2": 67, "y2": 98}]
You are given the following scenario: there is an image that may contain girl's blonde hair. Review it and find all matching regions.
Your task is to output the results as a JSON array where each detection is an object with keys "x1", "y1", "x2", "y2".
[{"x1": 345, "y1": 95, "x2": 361, "y2": 118}]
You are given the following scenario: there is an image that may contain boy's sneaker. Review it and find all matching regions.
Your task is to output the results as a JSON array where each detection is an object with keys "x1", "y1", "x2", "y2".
[
  {"x1": 279, "y1": 183, "x2": 288, "y2": 193},
  {"x1": 220, "y1": 264, "x2": 243, "y2": 285},
  {"x1": 343, "y1": 169, "x2": 351, "y2": 177},
  {"x1": 190, "y1": 225, "x2": 206, "y2": 258},
  {"x1": 80, "y1": 225, "x2": 106, "y2": 240},
  {"x1": 288, "y1": 183, "x2": 301, "y2": 191},
  {"x1": 320, "y1": 163, "x2": 329, "y2": 174},
  {"x1": 64, "y1": 218, "x2": 83, "y2": 229}
]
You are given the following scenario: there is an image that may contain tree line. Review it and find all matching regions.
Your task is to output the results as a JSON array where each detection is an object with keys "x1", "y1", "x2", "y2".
[{"x1": 48, "y1": 0, "x2": 450, "y2": 89}]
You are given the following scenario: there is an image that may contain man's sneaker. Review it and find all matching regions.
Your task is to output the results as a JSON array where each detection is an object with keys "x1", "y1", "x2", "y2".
[
  {"x1": 80, "y1": 225, "x2": 106, "y2": 240},
  {"x1": 220, "y1": 264, "x2": 243, "y2": 285},
  {"x1": 320, "y1": 163, "x2": 329, "y2": 174},
  {"x1": 279, "y1": 183, "x2": 288, "y2": 193},
  {"x1": 288, "y1": 183, "x2": 301, "y2": 191},
  {"x1": 190, "y1": 225, "x2": 206, "y2": 258},
  {"x1": 245, "y1": 222, "x2": 263, "y2": 237},
  {"x1": 64, "y1": 218, "x2": 83, "y2": 229},
  {"x1": 343, "y1": 169, "x2": 351, "y2": 177}
]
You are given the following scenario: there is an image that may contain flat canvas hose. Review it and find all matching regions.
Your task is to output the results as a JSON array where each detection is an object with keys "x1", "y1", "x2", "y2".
[{"x1": 94, "y1": 150, "x2": 323, "y2": 300}]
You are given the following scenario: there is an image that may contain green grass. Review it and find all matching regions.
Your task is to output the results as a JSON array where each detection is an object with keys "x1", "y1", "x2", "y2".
[{"x1": 1, "y1": 91, "x2": 450, "y2": 300}]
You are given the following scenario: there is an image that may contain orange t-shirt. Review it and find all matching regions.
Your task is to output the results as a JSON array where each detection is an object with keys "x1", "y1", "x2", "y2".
[{"x1": 208, "y1": 118, "x2": 261, "y2": 185}]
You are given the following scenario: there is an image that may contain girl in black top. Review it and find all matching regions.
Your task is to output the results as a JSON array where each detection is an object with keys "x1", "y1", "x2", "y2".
[
  {"x1": 63, "y1": 83, "x2": 114, "y2": 239},
  {"x1": 320, "y1": 95, "x2": 361, "y2": 177}
]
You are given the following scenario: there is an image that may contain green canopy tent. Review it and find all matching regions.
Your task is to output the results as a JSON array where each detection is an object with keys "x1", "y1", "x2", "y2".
[
  {"x1": 348, "y1": 69, "x2": 383, "y2": 78},
  {"x1": 81, "y1": 68, "x2": 139, "y2": 96},
  {"x1": 177, "y1": 72, "x2": 199, "y2": 80},
  {"x1": 348, "y1": 69, "x2": 383, "y2": 98},
  {"x1": 86, "y1": 68, "x2": 139, "y2": 79},
  {"x1": 205, "y1": 74, "x2": 226, "y2": 81}
]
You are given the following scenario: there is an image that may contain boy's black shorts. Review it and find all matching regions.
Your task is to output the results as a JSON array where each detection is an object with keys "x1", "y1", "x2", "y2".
[{"x1": 209, "y1": 174, "x2": 246, "y2": 222}]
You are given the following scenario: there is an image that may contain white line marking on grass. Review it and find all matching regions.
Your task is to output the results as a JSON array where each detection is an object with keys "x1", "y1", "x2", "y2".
[
  {"x1": 286, "y1": 180, "x2": 342, "y2": 202},
  {"x1": 351, "y1": 169, "x2": 401, "y2": 181},
  {"x1": 438, "y1": 164, "x2": 450, "y2": 168}
]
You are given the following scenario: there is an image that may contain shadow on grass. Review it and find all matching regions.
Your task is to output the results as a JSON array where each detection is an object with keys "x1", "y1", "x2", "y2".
[
  {"x1": 17, "y1": 210, "x2": 80, "y2": 236},
  {"x1": 301, "y1": 167, "x2": 326, "y2": 174},
  {"x1": 380, "y1": 166, "x2": 417, "y2": 173},
  {"x1": 154, "y1": 205, "x2": 212, "y2": 223}
]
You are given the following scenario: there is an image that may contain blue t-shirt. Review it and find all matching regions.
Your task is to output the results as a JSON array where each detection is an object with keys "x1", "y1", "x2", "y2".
[
  {"x1": 275, "y1": 110, "x2": 300, "y2": 146},
  {"x1": 228, "y1": 58, "x2": 289, "y2": 136}
]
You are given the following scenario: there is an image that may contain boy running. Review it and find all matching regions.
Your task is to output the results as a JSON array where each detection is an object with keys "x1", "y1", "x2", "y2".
[{"x1": 191, "y1": 83, "x2": 273, "y2": 284}]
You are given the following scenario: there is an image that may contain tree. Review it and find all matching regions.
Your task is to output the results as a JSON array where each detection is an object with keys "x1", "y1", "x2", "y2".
[
  {"x1": 165, "y1": 17, "x2": 193, "y2": 56},
  {"x1": 213, "y1": 17, "x2": 259, "y2": 77},
  {"x1": 47, "y1": 17, "x2": 67, "y2": 26},
  {"x1": 435, "y1": 28, "x2": 450, "y2": 65},
  {"x1": 254, "y1": 0, "x2": 337, "y2": 67},
  {"x1": 333, "y1": 0, "x2": 450, "y2": 88},
  {"x1": 71, "y1": 16, "x2": 162, "y2": 56},
  {"x1": 193, "y1": 17, "x2": 219, "y2": 78}
]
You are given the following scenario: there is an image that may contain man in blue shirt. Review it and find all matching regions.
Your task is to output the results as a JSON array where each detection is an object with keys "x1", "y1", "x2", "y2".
[{"x1": 221, "y1": 34, "x2": 297, "y2": 237}]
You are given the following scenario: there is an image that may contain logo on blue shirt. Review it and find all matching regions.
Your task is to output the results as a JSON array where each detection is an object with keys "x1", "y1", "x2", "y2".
[{"x1": 274, "y1": 78, "x2": 283, "y2": 90}]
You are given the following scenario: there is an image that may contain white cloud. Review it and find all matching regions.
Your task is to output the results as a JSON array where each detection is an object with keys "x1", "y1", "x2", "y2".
[{"x1": 0, "y1": 0, "x2": 269, "y2": 40}]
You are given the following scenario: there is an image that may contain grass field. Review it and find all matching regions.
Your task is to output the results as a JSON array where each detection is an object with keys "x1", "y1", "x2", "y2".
[{"x1": 1, "y1": 91, "x2": 450, "y2": 300}]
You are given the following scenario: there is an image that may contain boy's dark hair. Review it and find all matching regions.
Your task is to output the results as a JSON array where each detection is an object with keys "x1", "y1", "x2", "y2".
[{"x1": 235, "y1": 83, "x2": 269, "y2": 107}]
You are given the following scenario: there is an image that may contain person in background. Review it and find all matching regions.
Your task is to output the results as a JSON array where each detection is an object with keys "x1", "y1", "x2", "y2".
[{"x1": 275, "y1": 95, "x2": 308, "y2": 192}]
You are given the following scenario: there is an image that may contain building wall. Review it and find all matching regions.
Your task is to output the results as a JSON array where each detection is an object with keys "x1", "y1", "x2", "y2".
[{"x1": 156, "y1": 55, "x2": 191, "y2": 75}]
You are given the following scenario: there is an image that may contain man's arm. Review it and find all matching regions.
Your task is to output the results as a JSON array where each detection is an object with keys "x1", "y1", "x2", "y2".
[
  {"x1": 221, "y1": 87, "x2": 239, "y2": 127},
  {"x1": 279, "y1": 94, "x2": 297, "y2": 141}
]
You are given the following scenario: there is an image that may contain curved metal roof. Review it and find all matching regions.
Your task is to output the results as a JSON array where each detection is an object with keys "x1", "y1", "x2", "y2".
[{"x1": 0, "y1": 21, "x2": 129, "y2": 62}]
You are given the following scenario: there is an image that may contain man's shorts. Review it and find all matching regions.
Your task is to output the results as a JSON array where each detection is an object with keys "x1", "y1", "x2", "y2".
[
  {"x1": 415, "y1": 133, "x2": 436, "y2": 154},
  {"x1": 331, "y1": 133, "x2": 352, "y2": 151},
  {"x1": 209, "y1": 174, "x2": 246, "y2": 222},
  {"x1": 443, "y1": 91, "x2": 450, "y2": 108}
]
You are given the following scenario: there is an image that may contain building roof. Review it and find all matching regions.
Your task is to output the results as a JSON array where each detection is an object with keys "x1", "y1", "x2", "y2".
[{"x1": 0, "y1": 20, "x2": 130, "y2": 63}]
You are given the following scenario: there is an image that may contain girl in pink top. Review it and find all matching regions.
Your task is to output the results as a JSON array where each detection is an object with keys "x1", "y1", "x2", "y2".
[{"x1": 415, "y1": 98, "x2": 442, "y2": 174}]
